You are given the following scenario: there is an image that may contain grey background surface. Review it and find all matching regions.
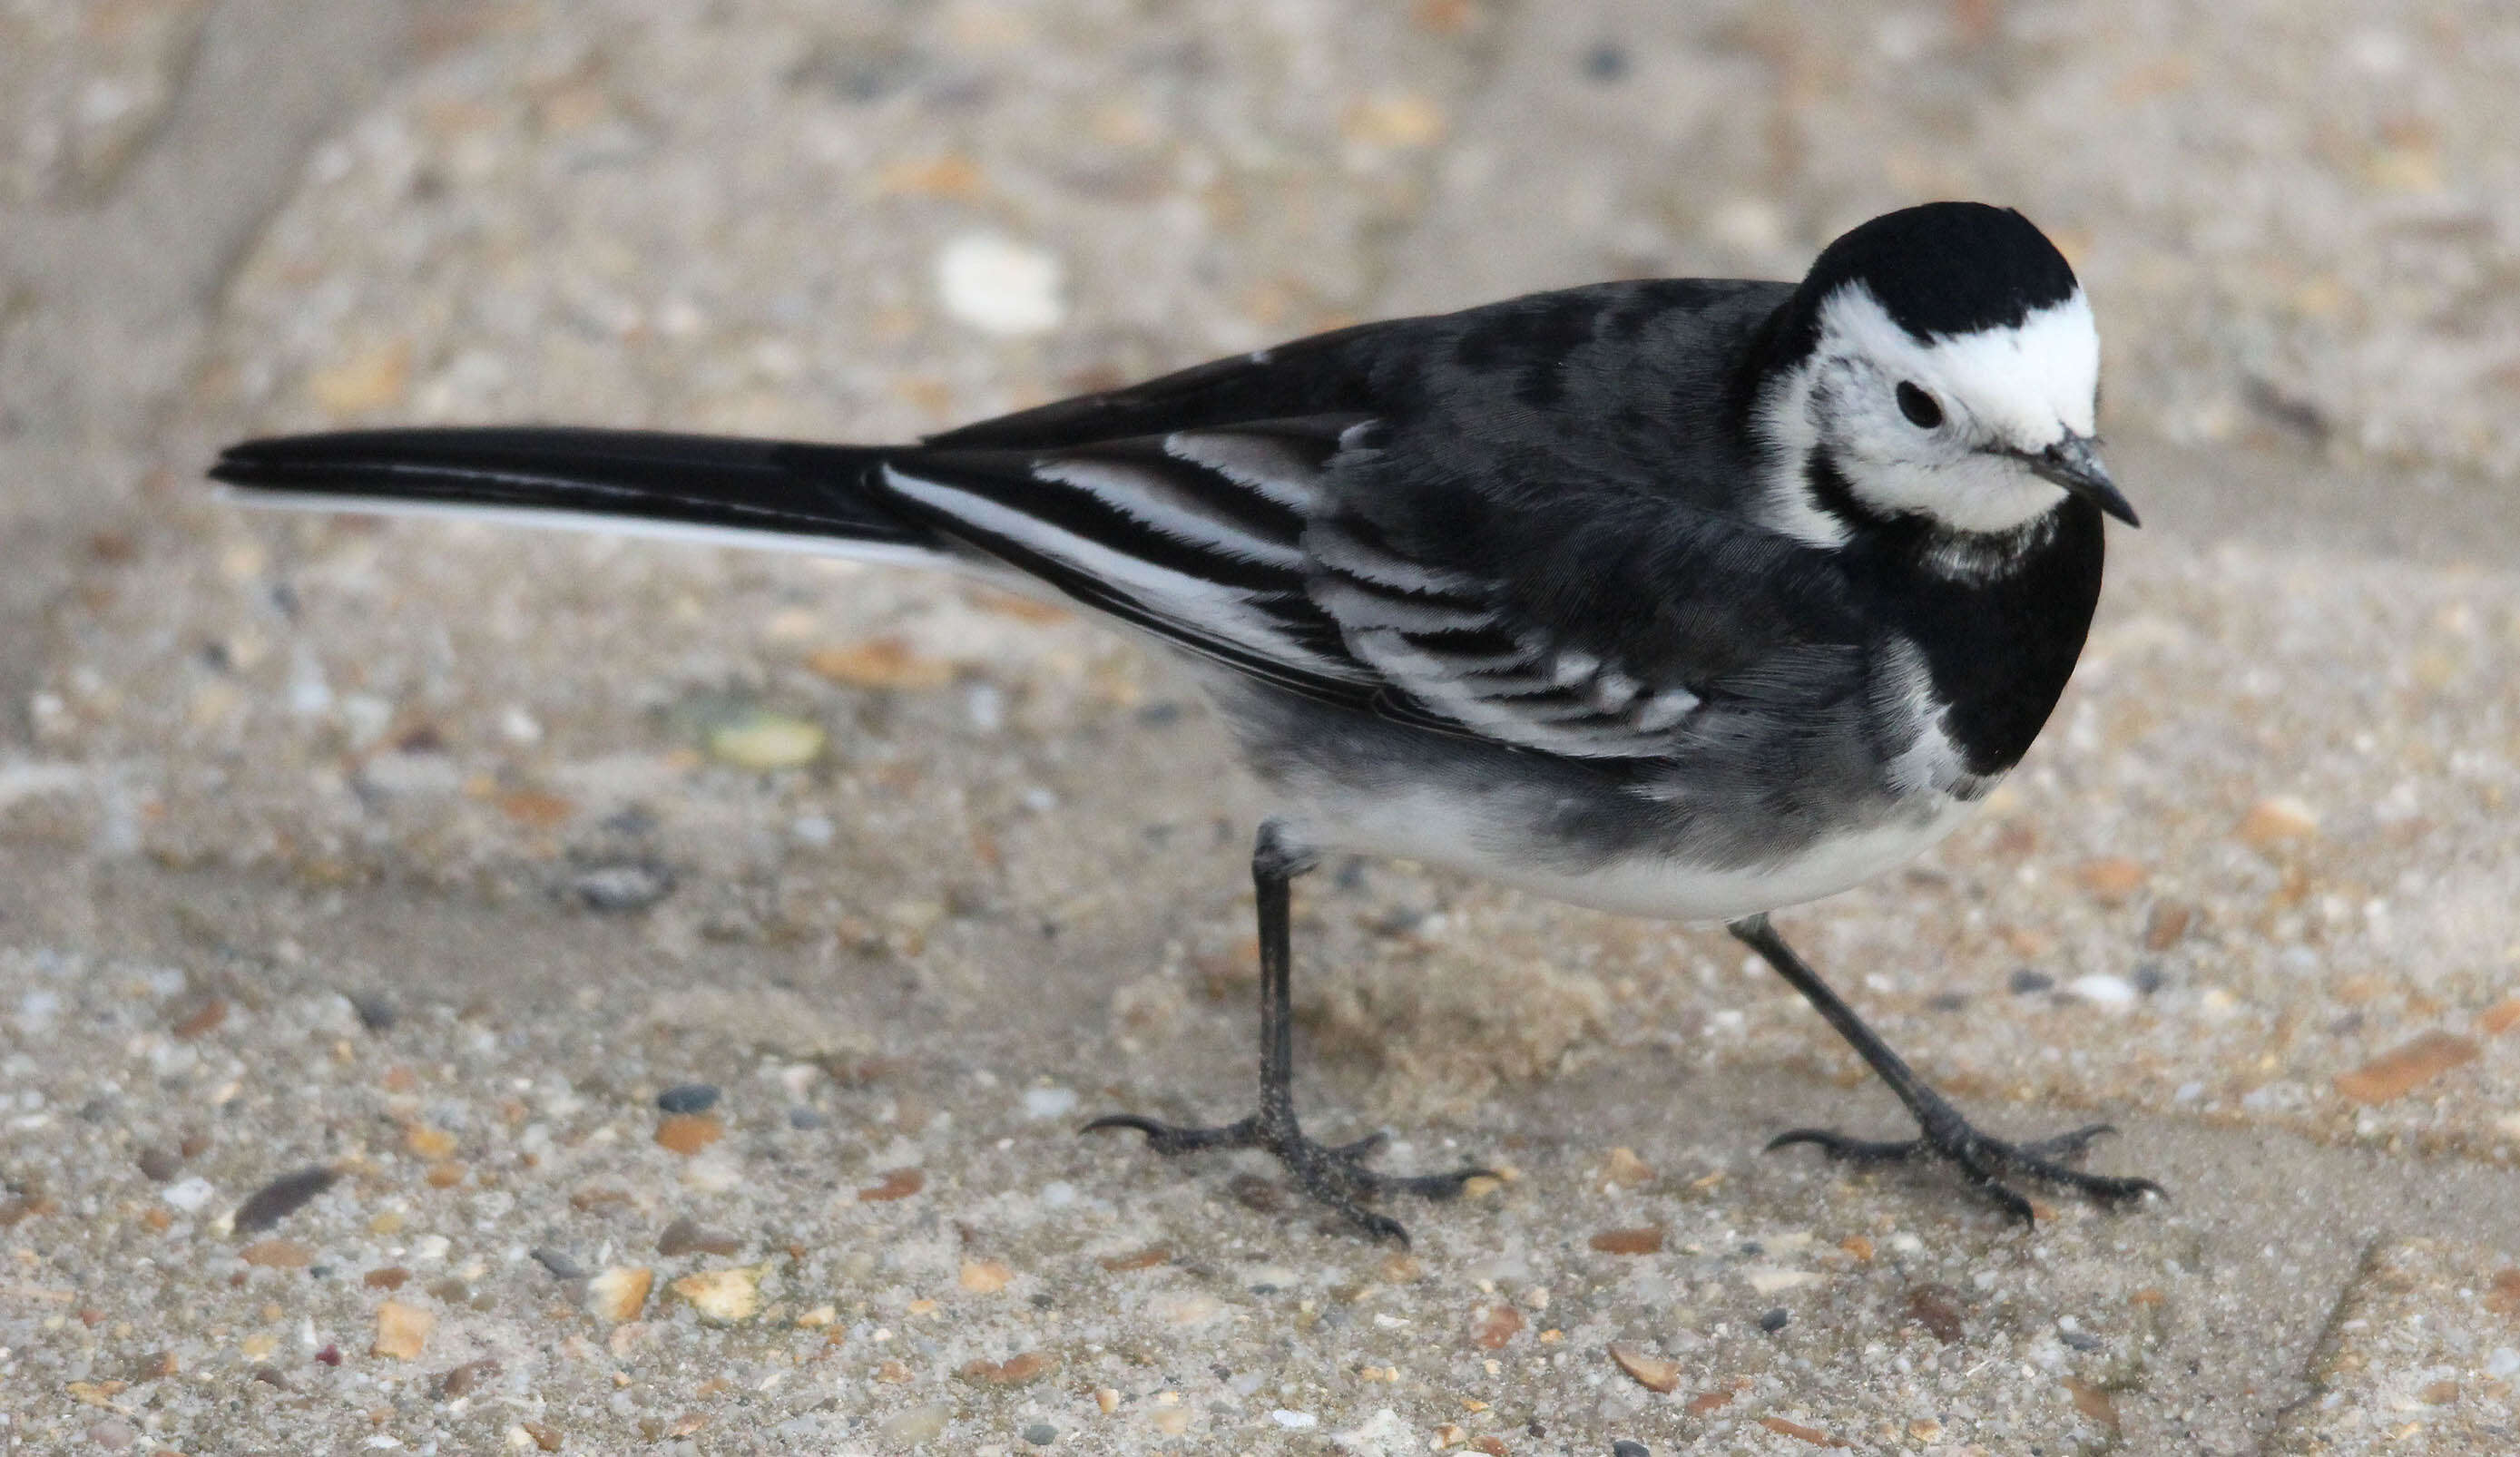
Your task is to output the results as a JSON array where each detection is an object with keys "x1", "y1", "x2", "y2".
[{"x1": 4, "y1": 3, "x2": 2518, "y2": 1454}]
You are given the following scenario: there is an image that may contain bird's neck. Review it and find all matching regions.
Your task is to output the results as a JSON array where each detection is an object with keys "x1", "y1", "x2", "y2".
[{"x1": 1840, "y1": 487, "x2": 2107, "y2": 777}]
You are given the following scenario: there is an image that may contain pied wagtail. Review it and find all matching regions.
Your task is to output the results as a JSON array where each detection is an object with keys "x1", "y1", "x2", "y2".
[{"x1": 211, "y1": 200, "x2": 2162, "y2": 1240}]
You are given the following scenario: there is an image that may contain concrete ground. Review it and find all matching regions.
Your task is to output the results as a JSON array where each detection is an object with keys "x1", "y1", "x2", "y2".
[{"x1": 5, "y1": 2, "x2": 2519, "y2": 1454}]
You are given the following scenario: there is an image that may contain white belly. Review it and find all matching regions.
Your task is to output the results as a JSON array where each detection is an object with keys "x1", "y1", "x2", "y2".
[{"x1": 1288, "y1": 785, "x2": 1981, "y2": 924}]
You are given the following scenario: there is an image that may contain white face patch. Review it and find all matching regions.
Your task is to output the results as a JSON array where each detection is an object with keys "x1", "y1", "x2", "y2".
[{"x1": 1755, "y1": 282, "x2": 2101, "y2": 542}]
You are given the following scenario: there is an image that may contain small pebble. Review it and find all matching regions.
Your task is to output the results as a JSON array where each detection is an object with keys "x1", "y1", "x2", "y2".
[
  {"x1": 858, "y1": 1167, "x2": 925, "y2": 1202},
  {"x1": 372, "y1": 1299, "x2": 434, "y2": 1360},
  {"x1": 1599, "y1": 1146, "x2": 1654, "y2": 1188},
  {"x1": 2335, "y1": 1031, "x2": 2482, "y2": 1103},
  {"x1": 585, "y1": 1266, "x2": 652, "y2": 1323},
  {"x1": 162, "y1": 1176, "x2": 215, "y2": 1213},
  {"x1": 672, "y1": 1265, "x2": 765, "y2": 1322},
  {"x1": 656, "y1": 1083, "x2": 720, "y2": 1115},
  {"x1": 653, "y1": 1114, "x2": 723, "y2": 1155},
  {"x1": 569, "y1": 862, "x2": 674, "y2": 913},
  {"x1": 1270, "y1": 1410, "x2": 1318, "y2": 1429},
  {"x1": 1613, "y1": 1442, "x2": 1651, "y2": 1457},
  {"x1": 961, "y1": 1351, "x2": 1058, "y2": 1385},
  {"x1": 1022, "y1": 1086, "x2": 1078, "y2": 1120},
  {"x1": 786, "y1": 1107, "x2": 827, "y2": 1129},
  {"x1": 2066, "y1": 973, "x2": 2137, "y2": 1007},
  {"x1": 1022, "y1": 1423, "x2": 1058, "y2": 1446},
  {"x1": 2008, "y1": 968, "x2": 2054, "y2": 995},
  {"x1": 348, "y1": 993, "x2": 397, "y2": 1032},
  {"x1": 1607, "y1": 1344, "x2": 1680, "y2": 1393},
  {"x1": 1759, "y1": 1307, "x2": 1791, "y2": 1333},
  {"x1": 436, "y1": 1357, "x2": 500, "y2": 1399},
  {"x1": 2074, "y1": 856, "x2": 2148, "y2": 904},
  {"x1": 1583, "y1": 42, "x2": 1631, "y2": 82},
  {"x1": 86, "y1": 1419, "x2": 137, "y2": 1451},
  {"x1": 531, "y1": 1247, "x2": 588, "y2": 1280},
  {"x1": 706, "y1": 709, "x2": 826, "y2": 769},
  {"x1": 936, "y1": 231, "x2": 1066, "y2": 336},
  {"x1": 1904, "y1": 1285, "x2": 1966, "y2": 1343},
  {"x1": 659, "y1": 1217, "x2": 740, "y2": 1257},
  {"x1": 136, "y1": 1145, "x2": 181, "y2": 1182},
  {"x1": 877, "y1": 1403, "x2": 953, "y2": 1443},
  {"x1": 2238, "y1": 796, "x2": 2319, "y2": 846},
  {"x1": 1589, "y1": 1226, "x2": 1664, "y2": 1256}
]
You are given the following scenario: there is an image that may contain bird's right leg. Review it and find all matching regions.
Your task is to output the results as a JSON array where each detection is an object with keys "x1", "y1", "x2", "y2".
[
  {"x1": 1084, "y1": 821, "x2": 1490, "y2": 1244},
  {"x1": 1730, "y1": 913, "x2": 2164, "y2": 1224}
]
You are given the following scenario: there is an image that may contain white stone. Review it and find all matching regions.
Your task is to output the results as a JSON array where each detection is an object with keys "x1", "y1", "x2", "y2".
[
  {"x1": 162, "y1": 1176, "x2": 216, "y2": 1212},
  {"x1": 1022, "y1": 1086, "x2": 1077, "y2": 1120},
  {"x1": 2067, "y1": 973, "x2": 2137, "y2": 1007},
  {"x1": 936, "y1": 232, "x2": 1065, "y2": 337}
]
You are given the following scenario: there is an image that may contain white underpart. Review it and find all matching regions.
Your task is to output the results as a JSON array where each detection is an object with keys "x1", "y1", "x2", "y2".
[
  {"x1": 1755, "y1": 282, "x2": 2101, "y2": 544},
  {"x1": 1875, "y1": 638, "x2": 1976, "y2": 796},
  {"x1": 883, "y1": 465, "x2": 1368, "y2": 681},
  {"x1": 1279, "y1": 774, "x2": 1978, "y2": 923}
]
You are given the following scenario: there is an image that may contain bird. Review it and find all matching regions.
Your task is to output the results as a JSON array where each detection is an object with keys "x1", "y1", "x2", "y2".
[{"x1": 210, "y1": 200, "x2": 2163, "y2": 1242}]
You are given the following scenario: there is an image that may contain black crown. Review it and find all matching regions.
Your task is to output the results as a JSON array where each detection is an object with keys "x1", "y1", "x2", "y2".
[{"x1": 1797, "y1": 201, "x2": 2079, "y2": 342}]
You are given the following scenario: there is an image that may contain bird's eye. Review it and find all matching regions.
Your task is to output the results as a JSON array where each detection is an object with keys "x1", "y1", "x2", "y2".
[{"x1": 1896, "y1": 381, "x2": 1944, "y2": 429}]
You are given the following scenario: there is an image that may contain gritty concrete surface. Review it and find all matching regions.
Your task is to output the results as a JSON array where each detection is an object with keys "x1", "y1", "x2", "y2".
[{"x1": 5, "y1": 3, "x2": 2519, "y2": 1454}]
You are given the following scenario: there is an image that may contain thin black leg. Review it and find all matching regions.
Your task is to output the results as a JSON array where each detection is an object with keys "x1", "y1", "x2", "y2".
[
  {"x1": 1084, "y1": 821, "x2": 1492, "y2": 1243},
  {"x1": 1729, "y1": 913, "x2": 2164, "y2": 1224}
]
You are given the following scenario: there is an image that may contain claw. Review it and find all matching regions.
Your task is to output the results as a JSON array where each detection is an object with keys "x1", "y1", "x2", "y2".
[
  {"x1": 1080, "y1": 1113, "x2": 1163, "y2": 1139},
  {"x1": 1084, "y1": 1106, "x2": 1487, "y2": 1243},
  {"x1": 1764, "y1": 1119, "x2": 2164, "y2": 1222}
]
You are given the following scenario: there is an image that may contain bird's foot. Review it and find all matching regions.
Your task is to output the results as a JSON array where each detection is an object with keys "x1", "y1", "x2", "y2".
[
  {"x1": 1766, "y1": 1115, "x2": 2163, "y2": 1225},
  {"x1": 1083, "y1": 1109, "x2": 1490, "y2": 1244}
]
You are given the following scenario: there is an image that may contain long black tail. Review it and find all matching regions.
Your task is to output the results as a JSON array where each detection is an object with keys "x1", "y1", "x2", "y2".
[{"x1": 209, "y1": 427, "x2": 941, "y2": 553}]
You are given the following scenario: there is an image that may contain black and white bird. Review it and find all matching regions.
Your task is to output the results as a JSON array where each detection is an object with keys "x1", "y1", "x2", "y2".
[{"x1": 211, "y1": 200, "x2": 2162, "y2": 1239}]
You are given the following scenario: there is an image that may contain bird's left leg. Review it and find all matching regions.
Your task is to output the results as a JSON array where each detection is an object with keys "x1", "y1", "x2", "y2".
[
  {"x1": 1728, "y1": 913, "x2": 2164, "y2": 1224},
  {"x1": 1084, "y1": 821, "x2": 1491, "y2": 1243}
]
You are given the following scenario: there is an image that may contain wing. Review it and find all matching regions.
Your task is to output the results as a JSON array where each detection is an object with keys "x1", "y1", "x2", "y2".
[
  {"x1": 1299, "y1": 476, "x2": 1870, "y2": 760},
  {"x1": 874, "y1": 279, "x2": 1863, "y2": 762},
  {"x1": 872, "y1": 417, "x2": 1865, "y2": 763},
  {"x1": 877, "y1": 421, "x2": 1390, "y2": 706}
]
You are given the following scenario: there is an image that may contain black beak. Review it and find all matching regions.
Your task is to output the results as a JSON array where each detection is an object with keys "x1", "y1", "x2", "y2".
[{"x1": 2022, "y1": 434, "x2": 2138, "y2": 527}]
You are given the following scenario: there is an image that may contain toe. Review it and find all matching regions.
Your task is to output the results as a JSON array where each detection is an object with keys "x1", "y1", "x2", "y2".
[
  {"x1": 1765, "y1": 1128, "x2": 1926, "y2": 1164},
  {"x1": 1327, "y1": 1130, "x2": 1389, "y2": 1162},
  {"x1": 2015, "y1": 1122, "x2": 2117, "y2": 1164},
  {"x1": 1384, "y1": 1166, "x2": 1494, "y2": 1202},
  {"x1": 1080, "y1": 1113, "x2": 1165, "y2": 1139}
]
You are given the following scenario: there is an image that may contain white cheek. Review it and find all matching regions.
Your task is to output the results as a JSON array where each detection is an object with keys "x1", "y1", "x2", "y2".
[{"x1": 1856, "y1": 453, "x2": 2061, "y2": 534}]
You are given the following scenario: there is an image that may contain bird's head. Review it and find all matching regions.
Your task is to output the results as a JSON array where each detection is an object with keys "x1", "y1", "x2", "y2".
[{"x1": 1755, "y1": 202, "x2": 2135, "y2": 546}]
